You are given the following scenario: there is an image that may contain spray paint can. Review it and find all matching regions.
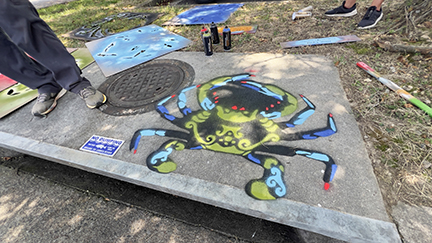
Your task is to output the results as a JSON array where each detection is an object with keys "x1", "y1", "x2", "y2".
[
  {"x1": 210, "y1": 22, "x2": 220, "y2": 44},
  {"x1": 202, "y1": 30, "x2": 213, "y2": 56},
  {"x1": 200, "y1": 26, "x2": 207, "y2": 40},
  {"x1": 223, "y1": 26, "x2": 231, "y2": 51}
]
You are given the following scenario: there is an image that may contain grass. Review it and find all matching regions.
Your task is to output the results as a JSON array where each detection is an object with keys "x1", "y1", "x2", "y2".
[{"x1": 36, "y1": 0, "x2": 432, "y2": 208}]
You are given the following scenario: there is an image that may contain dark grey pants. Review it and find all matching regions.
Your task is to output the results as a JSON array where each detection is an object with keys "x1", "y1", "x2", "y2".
[{"x1": 0, "y1": 0, "x2": 90, "y2": 94}]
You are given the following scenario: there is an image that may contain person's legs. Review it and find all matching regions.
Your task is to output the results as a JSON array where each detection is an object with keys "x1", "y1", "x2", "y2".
[
  {"x1": 370, "y1": 0, "x2": 384, "y2": 10},
  {"x1": 0, "y1": 0, "x2": 106, "y2": 116},
  {"x1": 0, "y1": 27, "x2": 59, "y2": 94},
  {"x1": 343, "y1": 0, "x2": 357, "y2": 8},
  {"x1": 0, "y1": 0, "x2": 90, "y2": 94}
]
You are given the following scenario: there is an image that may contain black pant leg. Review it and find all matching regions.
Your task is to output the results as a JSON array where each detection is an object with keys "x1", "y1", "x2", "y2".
[
  {"x1": 0, "y1": 0, "x2": 90, "y2": 94},
  {"x1": 0, "y1": 27, "x2": 62, "y2": 94}
]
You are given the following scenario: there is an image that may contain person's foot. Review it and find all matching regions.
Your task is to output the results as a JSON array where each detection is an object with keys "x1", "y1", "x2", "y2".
[
  {"x1": 31, "y1": 89, "x2": 67, "y2": 117},
  {"x1": 78, "y1": 86, "x2": 107, "y2": 109},
  {"x1": 325, "y1": 1, "x2": 357, "y2": 17},
  {"x1": 357, "y1": 6, "x2": 383, "y2": 29}
]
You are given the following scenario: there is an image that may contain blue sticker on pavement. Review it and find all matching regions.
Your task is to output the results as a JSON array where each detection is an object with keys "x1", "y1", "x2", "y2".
[{"x1": 80, "y1": 135, "x2": 124, "y2": 157}]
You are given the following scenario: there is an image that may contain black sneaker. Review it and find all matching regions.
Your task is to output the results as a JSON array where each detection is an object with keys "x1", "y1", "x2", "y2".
[
  {"x1": 325, "y1": 1, "x2": 357, "y2": 17},
  {"x1": 78, "y1": 86, "x2": 107, "y2": 109},
  {"x1": 31, "y1": 89, "x2": 67, "y2": 117},
  {"x1": 358, "y1": 6, "x2": 383, "y2": 29}
]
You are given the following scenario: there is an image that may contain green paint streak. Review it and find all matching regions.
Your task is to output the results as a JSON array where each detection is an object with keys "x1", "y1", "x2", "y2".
[
  {"x1": 409, "y1": 97, "x2": 432, "y2": 118},
  {"x1": 250, "y1": 181, "x2": 276, "y2": 200},
  {"x1": 263, "y1": 157, "x2": 279, "y2": 169},
  {"x1": 154, "y1": 161, "x2": 177, "y2": 173}
]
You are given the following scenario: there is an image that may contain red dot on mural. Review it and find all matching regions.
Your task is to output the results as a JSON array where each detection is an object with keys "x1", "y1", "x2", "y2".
[
  {"x1": 241, "y1": 81, "x2": 247, "y2": 83},
  {"x1": 213, "y1": 92, "x2": 217, "y2": 95},
  {"x1": 240, "y1": 107, "x2": 245, "y2": 111},
  {"x1": 214, "y1": 100, "x2": 219, "y2": 103},
  {"x1": 329, "y1": 113, "x2": 333, "y2": 117},
  {"x1": 277, "y1": 101, "x2": 281, "y2": 104},
  {"x1": 171, "y1": 95, "x2": 176, "y2": 98},
  {"x1": 324, "y1": 182, "x2": 330, "y2": 190},
  {"x1": 300, "y1": 94, "x2": 304, "y2": 98},
  {"x1": 214, "y1": 96, "x2": 219, "y2": 100},
  {"x1": 266, "y1": 107, "x2": 269, "y2": 111},
  {"x1": 133, "y1": 150, "x2": 137, "y2": 154},
  {"x1": 232, "y1": 106, "x2": 238, "y2": 110},
  {"x1": 270, "y1": 104, "x2": 274, "y2": 108},
  {"x1": 196, "y1": 84, "x2": 201, "y2": 87}
]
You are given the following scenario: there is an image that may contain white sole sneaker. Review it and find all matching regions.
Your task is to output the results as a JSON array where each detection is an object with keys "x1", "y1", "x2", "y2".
[
  {"x1": 34, "y1": 89, "x2": 67, "y2": 117},
  {"x1": 326, "y1": 9, "x2": 357, "y2": 17},
  {"x1": 357, "y1": 12, "x2": 383, "y2": 29}
]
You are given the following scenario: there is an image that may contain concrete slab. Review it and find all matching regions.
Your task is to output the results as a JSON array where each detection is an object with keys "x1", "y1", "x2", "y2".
[
  {"x1": 0, "y1": 52, "x2": 400, "y2": 242},
  {"x1": 392, "y1": 202, "x2": 432, "y2": 243}
]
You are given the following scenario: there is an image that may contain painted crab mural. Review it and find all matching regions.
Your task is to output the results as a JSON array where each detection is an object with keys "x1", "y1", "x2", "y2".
[{"x1": 131, "y1": 74, "x2": 338, "y2": 200}]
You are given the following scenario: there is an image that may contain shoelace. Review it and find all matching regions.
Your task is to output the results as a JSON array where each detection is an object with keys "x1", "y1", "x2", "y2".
[
  {"x1": 363, "y1": 6, "x2": 376, "y2": 20},
  {"x1": 36, "y1": 93, "x2": 49, "y2": 102},
  {"x1": 79, "y1": 87, "x2": 95, "y2": 99}
]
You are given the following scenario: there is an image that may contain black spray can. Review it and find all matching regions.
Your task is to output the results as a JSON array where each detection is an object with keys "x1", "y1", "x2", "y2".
[
  {"x1": 202, "y1": 30, "x2": 213, "y2": 56},
  {"x1": 223, "y1": 26, "x2": 231, "y2": 51},
  {"x1": 210, "y1": 22, "x2": 220, "y2": 44},
  {"x1": 200, "y1": 26, "x2": 207, "y2": 40}
]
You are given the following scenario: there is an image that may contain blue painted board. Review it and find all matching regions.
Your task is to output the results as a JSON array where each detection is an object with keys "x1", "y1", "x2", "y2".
[
  {"x1": 163, "y1": 4, "x2": 243, "y2": 25},
  {"x1": 280, "y1": 35, "x2": 361, "y2": 48},
  {"x1": 85, "y1": 25, "x2": 192, "y2": 77}
]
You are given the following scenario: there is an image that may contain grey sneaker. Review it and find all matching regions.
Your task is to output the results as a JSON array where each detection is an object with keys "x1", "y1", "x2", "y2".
[
  {"x1": 357, "y1": 6, "x2": 383, "y2": 29},
  {"x1": 79, "y1": 86, "x2": 107, "y2": 109},
  {"x1": 31, "y1": 89, "x2": 67, "y2": 117},
  {"x1": 325, "y1": 1, "x2": 357, "y2": 17}
]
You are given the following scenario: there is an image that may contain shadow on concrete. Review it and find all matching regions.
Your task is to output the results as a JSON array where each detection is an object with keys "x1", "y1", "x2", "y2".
[{"x1": 1, "y1": 154, "x2": 318, "y2": 242}]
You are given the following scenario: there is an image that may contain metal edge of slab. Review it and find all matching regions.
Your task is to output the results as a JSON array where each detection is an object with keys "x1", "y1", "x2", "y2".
[{"x1": 0, "y1": 131, "x2": 401, "y2": 243}]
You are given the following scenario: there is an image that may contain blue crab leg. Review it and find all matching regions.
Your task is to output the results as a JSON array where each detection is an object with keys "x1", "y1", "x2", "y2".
[
  {"x1": 279, "y1": 113, "x2": 337, "y2": 141},
  {"x1": 256, "y1": 146, "x2": 337, "y2": 190},
  {"x1": 244, "y1": 152, "x2": 287, "y2": 199},
  {"x1": 280, "y1": 94, "x2": 315, "y2": 128},
  {"x1": 146, "y1": 140, "x2": 188, "y2": 173},
  {"x1": 239, "y1": 81, "x2": 283, "y2": 101},
  {"x1": 177, "y1": 85, "x2": 200, "y2": 115},
  {"x1": 156, "y1": 95, "x2": 179, "y2": 121},
  {"x1": 295, "y1": 150, "x2": 337, "y2": 190},
  {"x1": 208, "y1": 73, "x2": 253, "y2": 91},
  {"x1": 130, "y1": 129, "x2": 189, "y2": 154}
]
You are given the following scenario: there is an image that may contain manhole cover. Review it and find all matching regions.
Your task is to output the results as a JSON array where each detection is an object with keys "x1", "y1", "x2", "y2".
[{"x1": 98, "y1": 59, "x2": 195, "y2": 116}]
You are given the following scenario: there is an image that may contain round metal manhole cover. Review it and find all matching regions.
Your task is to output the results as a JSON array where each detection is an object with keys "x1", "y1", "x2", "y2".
[{"x1": 98, "y1": 59, "x2": 195, "y2": 116}]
